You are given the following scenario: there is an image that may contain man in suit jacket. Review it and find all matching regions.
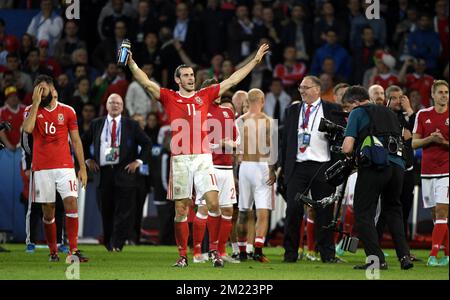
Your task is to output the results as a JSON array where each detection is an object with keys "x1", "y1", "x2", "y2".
[
  {"x1": 82, "y1": 93, "x2": 151, "y2": 251},
  {"x1": 281, "y1": 76, "x2": 346, "y2": 263}
]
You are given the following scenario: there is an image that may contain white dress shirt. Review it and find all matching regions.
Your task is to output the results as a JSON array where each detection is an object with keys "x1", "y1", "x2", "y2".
[
  {"x1": 100, "y1": 114, "x2": 122, "y2": 166},
  {"x1": 296, "y1": 98, "x2": 330, "y2": 163}
]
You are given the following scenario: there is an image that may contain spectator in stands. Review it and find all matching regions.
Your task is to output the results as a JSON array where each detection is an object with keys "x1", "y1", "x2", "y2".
[
  {"x1": 78, "y1": 102, "x2": 97, "y2": 138},
  {"x1": 263, "y1": 78, "x2": 291, "y2": 124},
  {"x1": 348, "y1": 0, "x2": 368, "y2": 49},
  {"x1": 18, "y1": 33, "x2": 34, "y2": 67},
  {"x1": 352, "y1": 26, "x2": 379, "y2": 85},
  {"x1": 360, "y1": 0, "x2": 387, "y2": 46},
  {"x1": 126, "y1": 63, "x2": 154, "y2": 118},
  {"x1": 145, "y1": 112, "x2": 160, "y2": 145},
  {"x1": 56, "y1": 73, "x2": 74, "y2": 106},
  {"x1": 99, "y1": 67, "x2": 129, "y2": 116},
  {"x1": 199, "y1": 0, "x2": 227, "y2": 61},
  {"x1": 26, "y1": 0, "x2": 63, "y2": 56},
  {"x1": 333, "y1": 82, "x2": 349, "y2": 106},
  {"x1": 433, "y1": 0, "x2": 448, "y2": 67},
  {"x1": 251, "y1": 2, "x2": 264, "y2": 27},
  {"x1": 311, "y1": 28, "x2": 351, "y2": 81},
  {"x1": 93, "y1": 19, "x2": 129, "y2": 71},
  {"x1": 68, "y1": 49, "x2": 99, "y2": 84},
  {"x1": 70, "y1": 76, "x2": 92, "y2": 117},
  {"x1": 282, "y1": 4, "x2": 313, "y2": 61},
  {"x1": 260, "y1": 7, "x2": 282, "y2": 57},
  {"x1": 227, "y1": 5, "x2": 258, "y2": 65},
  {"x1": 313, "y1": 1, "x2": 347, "y2": 47},
  {"x1": 97, "y1": 0, "x2": 135, "y2": 40},
  {"x1": 23, "y1": 48, "x2": 52, "y2": 83},
  {"x1": 407, "y1": 13, "x2": 440, "y2": 74},
  {"x1": 158, "y1": 26, "x2": 182, "y2": 88},
  {"x1": 134, "y1": 32, "x2": 161, "y2": 82},
  {"x1": 393, "y1": 5, "x2": 418, "y2": 61},
  {"x1": 408, "y1": 89, "x2": 423, "y2": 112},
  {"x1": 171, "y1": 2, "x2": 202, "y2": 64},
  {"x1": 38, "y1": 40, "x2": 62, "y2": 77},
  {"x1": 0, "y1": 86, "x2": 25, "y2": 151},
  {"x1": 54, "y1": 20, "x2": 87, "y2": 70},
  {"x1": 245, "y1": 37, "x2": 274, "y2": 91},
  {"x1": 5, "y1": 53, "x2": 32, "y2": 94},
  {"x1": 0, "y1": 18, "x2": 19, "y2": 55},
  {"x1": 368, "y1": 50, "x2": 399, "y2": 90},
  {"x1": 274, "y1": 46, "x2": 307, "y2": 92},
  {"x1": 0, "y1": 40, "x2": 7, "y2": 67},
  {"x1": 130, "y1": 0, "x2": 160, "y2": 44},
  {"x1": 319, "y1": 73, "x2": 334, "y2": 102},
  {"x1": 399, "y1": 57, "x2": 434, "y2": 107},
  {"x1": 368, "y1": 84, "x2": 386, "y2": 106},
  {"x1": 385, "y1": 0, "x2": 410, "y2": 44},
  {"x1": 91, "y1": 62, "x2": 119, "y2": 108}
]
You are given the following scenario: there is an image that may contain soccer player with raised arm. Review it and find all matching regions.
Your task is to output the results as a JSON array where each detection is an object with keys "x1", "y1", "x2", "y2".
[
  {"x1": 127, "y1": 44, "x2": 269, "y2": 268},
  {"x1": 22, "y1": 75, "x2": 88, "y2": 263}
]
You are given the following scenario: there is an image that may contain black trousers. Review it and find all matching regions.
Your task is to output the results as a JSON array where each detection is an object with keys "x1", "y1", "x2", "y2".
[
  {"x1": 98, "y1": 167, "x2": 136, "y2": 250},
  {"x1": 156, "y1": 202, "x2": 175, "y2": 245},
  {"x1": 377, "y1": 169, "x2": 415, "y2": 240},
  {"x1": 27, "y1": 193, "x2": 65, "y2": 244},
  {"x1": 128, "y1": 175, "x2": 148, "y2": 244},
  {"x1": 283, "y1": 161, "x2": 336, "y2": 261},
  {"x1": 354, "y1": 165, "x2": 410, "y2": 263}
]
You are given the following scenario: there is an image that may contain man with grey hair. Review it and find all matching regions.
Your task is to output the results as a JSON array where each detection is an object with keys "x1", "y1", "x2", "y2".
[
  {"x1": 82, "y1": 93, "x2": 151, "y2": 252},
  {"x1": 232, "y1": 90, "x2": 249, "y2": 117},
  {"x1": 368, "y1": 84, "x2": 386, "y2": 106}
]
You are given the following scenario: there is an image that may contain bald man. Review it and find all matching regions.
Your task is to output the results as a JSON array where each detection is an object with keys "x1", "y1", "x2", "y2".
[
  {"x1": 235, "y1": 89, "x2": 277, "y2": 262},
  {"x1": 369, "y1": 84, "x2": 386, "y2": 106},
  {"x1": 82, "y1": 94, "x2": 152, "y2": 252},
  {"x1": 232, "y1": 90, "x2": 249, "y2": 117}
]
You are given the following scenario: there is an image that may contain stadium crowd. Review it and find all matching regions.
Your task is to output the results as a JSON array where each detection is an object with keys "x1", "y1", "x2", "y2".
[{"x1": 0, "y1": 0, "x2": 448, "y2": 267}]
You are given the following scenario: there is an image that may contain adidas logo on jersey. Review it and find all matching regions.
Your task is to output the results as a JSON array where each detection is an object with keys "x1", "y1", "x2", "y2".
[
  {"x1": 177, "y1": 99, "x2": 183, "y2": 103},
  {"x1": 425, "y1": 119, "x2": 432, "y2": 124},
  {"x1": 38, "y1": 114, "x2": 44, "y2": 118}
]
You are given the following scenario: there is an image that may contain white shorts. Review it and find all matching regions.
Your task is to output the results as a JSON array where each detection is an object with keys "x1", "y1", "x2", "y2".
[
  {"x1": 196, "y1": 167, "x2": 237, "y2": 207},
  {"x1": 238, "y1": 161, "x2": 274, "y2": 211},
  {"x1": 343, "y1": 172, "x2": 358, "y2": 206},
  {"x1": 421, "y1": 176, "x2": 449, "y2": 208},
  {"x1": 32, "y1": 168, "x2": 78, "y2": 203},
  {"x1": 168, "y1": 154, "x2": 219, "y2": 200}
]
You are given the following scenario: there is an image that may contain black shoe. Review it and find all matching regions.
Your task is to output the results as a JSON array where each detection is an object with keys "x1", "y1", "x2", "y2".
[
  {"x1": 239, "y1": 252, "x2": 248, "y2": 261},
  {"x1": 172, "y1": 256, "x2": 188, "y2": 268},
  {"x1": 231, "y1": 252, "x2": 240, "y2": 260},
  {"x1": 409, "y1": 254, "x2": 422, "y2": 262},
  {"x1": 247, "y1": 251, "x2": 254, "y2": 259},
  {"x1": 49, "y1": 252, "x2": 60, "y2": 262},
  {"x1": 323, "y1": 257, "x2": 345, "y2": 264},
  {"x1": 400, "y1": 256, "x2": 414, "y2": 270},
  {"x1": 69, "y1": 249, "x2": 89, "y2": 263},
  {"x1": 253, "y1": 253, "x2": 270, "y2": 263},
  {"x1": 283, "y1": 257, "x2": 297, "y2": 263},
  {"x1": 353, "y1": 262, "x2": 388, "y2": 270},
  {"x1": 211, "y1": 251, "x2": 224, "y2": 268}
]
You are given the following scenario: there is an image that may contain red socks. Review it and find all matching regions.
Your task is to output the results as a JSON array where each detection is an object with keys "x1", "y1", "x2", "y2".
[
  {"x1": 306, "y1": 218, "x2": 315, "y2": 252},
  {"x1": 299, "y1": 218, "x2": 305, "y2": 249},
  {"x1": 218, "y1": 215, "x2": 233, "y2": 256},
  {"x1": 430, "y1": 219, "x2": 448, "y2": 257},
  {"x1": 207, "y1": 211, "x2": 221, "y2": 251},
  {"x1": 65, "y1": 210, "x2": 79, "y2": 252},
  {"x1": 43, "y1": 218, "x2": 57, "y2": 254},
  {"x1": 174, "y1": 217, "x2": 189, "y2": 257},
  {"x1": 193, "y1": 212, "x2": 208, "y2": 256}
]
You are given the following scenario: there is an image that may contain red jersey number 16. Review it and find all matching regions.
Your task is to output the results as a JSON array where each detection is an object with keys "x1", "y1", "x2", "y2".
[{"x1": 44, "y1": 122, "x2": 56, "y2": 135}]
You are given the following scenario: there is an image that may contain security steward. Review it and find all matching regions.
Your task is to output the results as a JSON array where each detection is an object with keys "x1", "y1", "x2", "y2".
[{"x1": 341, "y1": 86, "x2": 414, "y2": 270}]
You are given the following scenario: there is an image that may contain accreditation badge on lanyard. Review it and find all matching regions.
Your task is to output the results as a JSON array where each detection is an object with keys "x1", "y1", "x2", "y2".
[
  {"x1": 104, "y1": 120, "x2": 120, "y2": 165},
  {"x1": 298, "y1": 103, "x2": 320, "y2": 150}
]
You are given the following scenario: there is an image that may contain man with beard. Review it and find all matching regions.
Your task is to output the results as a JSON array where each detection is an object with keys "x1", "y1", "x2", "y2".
[
  {"x1": 369, "y1": 84, "x2": 386, "y2": 106},
  {"x1": 22, "y1": 75, "x2": 88, "y2": 263},
  {"x1": 127, "y1": 44, "x2": 269, "y2": 268}
]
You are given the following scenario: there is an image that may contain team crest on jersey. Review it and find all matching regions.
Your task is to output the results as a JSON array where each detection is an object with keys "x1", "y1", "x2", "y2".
[
  {"x1": 58, "y1": 113, "x2": 64, "y2": 124},
  {"x1": 223, "y1": 111, "x2": 230, "y2": 118},
  {"x1": 195, "y1": 96, "x2": 203, "y2": 105}
]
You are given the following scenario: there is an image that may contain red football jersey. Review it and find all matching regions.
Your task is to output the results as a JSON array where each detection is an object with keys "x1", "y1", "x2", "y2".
[
  {"x1": 207, "y1": 103, "x2": 239, "y2": 167},
  {"x1": 406, "y1": 73, "x2": 434, "y2": 108},
  {"x1": 413, "y1": 106, "x2": 449, "y2": 177},
  {"x1": 159, "y1": 85, "x2": 220, "y2": 155},
  {"x1": 24, "y1": 102, "x2": 78, "y2": 171},
  {"x1": 273, "y1": 63, "x2": 307, "y2": 87},
  {"x1": 0, "y1": 104, "x2": 25, "y2": 146},
  {"x1": 373, "y1": 73, "x2": 399, "y2": 90}
]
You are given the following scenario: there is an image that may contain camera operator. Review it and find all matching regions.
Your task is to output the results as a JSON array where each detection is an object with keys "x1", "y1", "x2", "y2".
[
  {"x1": 341, "y1": 85, "x2": 413, "y2": 270},
  {"x1": 281, "y1": 75, "x2": 346, "y2": 263},
  {"x1": 376, "y1": 85, "x2": 416, "y2": 241}
]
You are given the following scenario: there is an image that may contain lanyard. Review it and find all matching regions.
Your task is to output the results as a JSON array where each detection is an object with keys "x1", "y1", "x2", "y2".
[
  {"x1": 105, "y1": 118, "x2": 121, "y2": 146},
  {"x1": 301, "y1": 102, "x2": 321, "y2": 131}
]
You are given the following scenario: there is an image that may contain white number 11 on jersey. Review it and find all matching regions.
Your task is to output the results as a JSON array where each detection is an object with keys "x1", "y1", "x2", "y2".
[{"x1": 186, "y1": 104, "x2": 196, "y2": 116}]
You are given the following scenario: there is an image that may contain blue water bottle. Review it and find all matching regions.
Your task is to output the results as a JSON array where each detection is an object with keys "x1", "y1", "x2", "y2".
[{"x1": 117, "y1": 39, "x2": 131, "y2": 66}]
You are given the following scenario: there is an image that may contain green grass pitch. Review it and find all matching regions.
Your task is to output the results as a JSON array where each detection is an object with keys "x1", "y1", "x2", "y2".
[{"x1": 0, "y1": 244, "x2": 448, "y2": 280}]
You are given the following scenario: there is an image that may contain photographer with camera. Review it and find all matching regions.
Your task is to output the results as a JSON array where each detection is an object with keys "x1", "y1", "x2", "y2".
[
  {"x1": 281, "y1": 75, "x2": 346, "y2": 263},
  {"x1": 341, "y1": 86, "x2": 413, "y2": 270}
]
